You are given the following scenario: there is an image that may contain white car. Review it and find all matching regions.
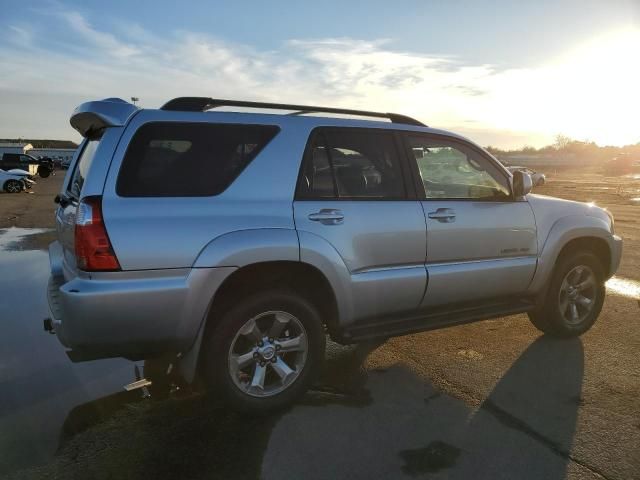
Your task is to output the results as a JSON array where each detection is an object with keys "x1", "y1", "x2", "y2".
[{"x1": 0, "y1": 169, "x2": 30, "y2": 193}]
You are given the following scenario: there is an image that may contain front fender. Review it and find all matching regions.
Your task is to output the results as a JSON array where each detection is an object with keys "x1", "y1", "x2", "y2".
[{"x1": 527, "y1": 214, "x2": 615, "y2": 294}]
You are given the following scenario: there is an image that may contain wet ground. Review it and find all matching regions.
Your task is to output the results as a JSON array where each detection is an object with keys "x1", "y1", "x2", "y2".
[
  {"x1": 0, "y1": 228, "x2": 134, "y2": 475},
  {"x1": 1, "y1": 169, "x2": 640, "y2": 479}
]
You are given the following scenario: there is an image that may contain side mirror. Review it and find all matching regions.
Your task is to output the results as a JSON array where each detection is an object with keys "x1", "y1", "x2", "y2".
[{"x1": 512, "y1": 170, "x2": 533, "y2": 197}]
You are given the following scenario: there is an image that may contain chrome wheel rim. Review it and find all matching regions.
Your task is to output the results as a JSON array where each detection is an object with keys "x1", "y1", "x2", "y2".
[
  {"x1": 228, "y1": 310, "x2": 308, "y2": 398},
  {"x1": 559, "y1": 265, "x2": 597, "y2": 325}
]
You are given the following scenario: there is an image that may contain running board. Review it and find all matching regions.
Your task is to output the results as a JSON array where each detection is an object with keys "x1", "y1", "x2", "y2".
[{"x1": 343, "y1": 300, "x2": 535, "y2": 342}]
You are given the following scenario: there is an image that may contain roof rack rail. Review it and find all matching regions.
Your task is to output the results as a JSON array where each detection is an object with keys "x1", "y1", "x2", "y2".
[{"x1": 160, "y1": 97, "x2": 426, "y2": 127}]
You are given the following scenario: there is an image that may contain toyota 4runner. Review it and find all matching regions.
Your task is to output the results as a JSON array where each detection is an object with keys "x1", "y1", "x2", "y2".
[{"x1": 45, "y1": 97, "x2": 622, "y2": 412}]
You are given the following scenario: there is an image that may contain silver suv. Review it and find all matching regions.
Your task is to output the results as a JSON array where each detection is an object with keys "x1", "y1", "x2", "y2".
[{"x1": 46, "y1": 97, "x2": 622, "y2": 412}]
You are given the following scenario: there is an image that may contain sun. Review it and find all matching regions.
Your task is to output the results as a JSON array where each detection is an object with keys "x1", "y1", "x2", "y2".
[
  {"x1": 552, "y1": 29, "x2": 640, "y2": 146},
  {"x1": 487, "y1": 28, "x2": 640, "y2": 147}
]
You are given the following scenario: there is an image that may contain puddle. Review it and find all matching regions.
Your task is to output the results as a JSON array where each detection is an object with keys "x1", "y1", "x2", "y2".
[
  {"x1": 0, "y1": 239, "x2": 133, "y2": 474},
  {"x1": 631, "y1": 197, "x2": 640, "y2": 204},
  {"x1": 624, "y1": 174, "x2": 640, "y2": 180},
  {"x1": 399, "y1": 441, "x2": 461, "y2": 475},
  {"x1": 0, "y1": 227, "x2": 54, "y2": 251},
  {"x1": 606, "y1": 276, "x2": 640, "y2": 300}
]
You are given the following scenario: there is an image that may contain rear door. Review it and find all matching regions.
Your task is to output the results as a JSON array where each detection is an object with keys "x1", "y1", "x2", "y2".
[
  {"x1": 402, "y1": 134, "x2": 538, "y2": 307},
  {"x1": 294, "y1": 128, "x2": 427, "y2": 322}
]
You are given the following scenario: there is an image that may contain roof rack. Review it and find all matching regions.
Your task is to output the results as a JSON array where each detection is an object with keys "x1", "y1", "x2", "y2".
[{"x1": 160, "y1": 97, "x2": 426, "y2": 127}]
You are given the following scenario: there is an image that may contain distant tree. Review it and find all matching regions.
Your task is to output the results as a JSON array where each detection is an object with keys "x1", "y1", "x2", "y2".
[
  {"x1": 554, "y1": 134, "x2": 573, "y2": 150},
  {"x1": 485, "y1": 145, "x2": 506, "y2": 155},
  {"x1": 521, "y1": 145, "x2": 537, "y2": 153}
]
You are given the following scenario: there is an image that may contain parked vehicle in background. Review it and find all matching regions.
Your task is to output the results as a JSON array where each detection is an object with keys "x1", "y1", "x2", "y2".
[
  {"x1": 45, "y1": 97, "x2": 622, "y2": 413},
  {"x1": 0, "y1": 169, "x2": 30, "y2": 193},
  {"x1": 0, "y1": 153, "x2": 53, "y2": 178},
  {"x1": 39, "y1": 155, "x2": 60, "y2": 169},
  {"x1": 7, "y1": 168, "x2": 36, "y2": 189},
  {"x1": 507, "y1": 166, "x2": 546, "y2": 186},
  {"x1": 60, "y1": 156, "x2": 72, "y2": 169}
]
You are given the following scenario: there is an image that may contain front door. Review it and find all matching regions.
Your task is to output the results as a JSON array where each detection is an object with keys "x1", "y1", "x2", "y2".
[
  {"x1": 403, "y1": 134, "x2": 538, "y2": 308},
  {"x1": 294, "y1": 128, "x2": 427, "y2": 323}
]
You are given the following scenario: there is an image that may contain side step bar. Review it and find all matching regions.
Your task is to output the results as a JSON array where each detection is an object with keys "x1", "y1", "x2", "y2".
[{"x1": 343, "y1": 300, "x2": 535, "y2": 342}]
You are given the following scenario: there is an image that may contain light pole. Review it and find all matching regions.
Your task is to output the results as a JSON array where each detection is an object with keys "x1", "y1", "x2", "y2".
[{"x1": 131, "y1": 97, "x2": 139, "y2": 105}]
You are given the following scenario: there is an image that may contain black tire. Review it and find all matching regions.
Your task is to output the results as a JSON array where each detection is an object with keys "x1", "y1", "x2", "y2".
[
  {"x1": 202, "y1": 289, "x2": 325, "y2": 413},
  {"x1": 528, "y1": 251, "x2": 605, "y2": 337},
  {"x1": 4, "y1": 180, "x2": 22, "y2": 193},
  {"x1": 38, "y1": 165, "x2": 51, "y2": 178}
]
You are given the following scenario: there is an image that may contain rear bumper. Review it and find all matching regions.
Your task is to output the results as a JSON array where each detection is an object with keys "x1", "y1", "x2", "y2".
[{"x1": 46, "y1": 242, "x2": 236, "y2": 359}]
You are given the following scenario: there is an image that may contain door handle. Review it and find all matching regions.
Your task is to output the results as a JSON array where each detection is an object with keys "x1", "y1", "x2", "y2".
[
  {"x1": 428, "y1": 208, "x2": 456, "y2": 223},
  {"x1": 308, "y1": 209, "x2": 344, "y2": 225}
]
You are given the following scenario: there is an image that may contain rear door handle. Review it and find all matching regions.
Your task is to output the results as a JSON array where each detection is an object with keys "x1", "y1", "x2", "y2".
[
  {"x1": 308, "y1": 209, "x2": 344, "y2": 225},
  {"x1": 428, "y1": 208, "x2": 456, "y2": 223}
]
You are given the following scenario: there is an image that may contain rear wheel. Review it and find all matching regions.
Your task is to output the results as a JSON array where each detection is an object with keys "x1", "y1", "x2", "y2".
[
  {"x1": 528, "y1": 251, "x2": 605, "y2": 337},
  {"x1": 4, "y1": 180, "x2": 22, "y2": 193},
  {"x1": 38, "y1": 165, "x2": 51, "y2": 178},
  {"x1": 202, "y1": 290, "x2": 325, "y2": 413}
]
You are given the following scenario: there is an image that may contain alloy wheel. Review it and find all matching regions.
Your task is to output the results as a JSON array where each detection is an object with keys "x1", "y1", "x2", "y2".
[
  {"x1": 227, "y1": 310, "x2": 308, "y2": 397},
  {"x1": 558, "y1": 265, "x2": 598, "y2": 325}
]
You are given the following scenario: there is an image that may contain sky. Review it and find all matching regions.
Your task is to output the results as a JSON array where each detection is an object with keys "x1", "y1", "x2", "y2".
[{"x1": 0, "y1": 0, "x2": 639, "y2": 148}]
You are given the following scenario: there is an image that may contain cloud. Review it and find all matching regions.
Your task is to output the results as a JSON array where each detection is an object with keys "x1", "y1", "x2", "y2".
[
  {"x1": 6, "y1": 25, "x2": 34, "y2": 48},
  {"x1": 0, "y1": 6, "x2": 637, "y2": 147},
  {"x1": 59, "y1": 10, "x2": 141, "y2": 58}
]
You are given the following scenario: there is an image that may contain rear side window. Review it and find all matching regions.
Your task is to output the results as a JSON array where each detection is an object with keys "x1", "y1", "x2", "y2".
[
  {"x1": 68, "y1": 136, "x2": 101, "y2": 199},
  {"x1": 117, "y1": 122, "x2": 279, "y2": 197},
  {"x1": 298, "y1": 128, "x2": 406, "y2": 199}
]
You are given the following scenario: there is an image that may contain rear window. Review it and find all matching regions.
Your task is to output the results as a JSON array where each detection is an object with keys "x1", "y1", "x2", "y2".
[
  {"x1": 116, "y1": 122, "x2": 279, "y2": 197},
  {"x1": 68, "y1": 136, "x2": 100, "y2": 199}
]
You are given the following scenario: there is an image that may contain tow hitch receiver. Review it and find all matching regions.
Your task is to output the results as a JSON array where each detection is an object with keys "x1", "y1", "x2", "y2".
[{"x1": 43, "y1": 317, "x2": 55, "y2": 334}]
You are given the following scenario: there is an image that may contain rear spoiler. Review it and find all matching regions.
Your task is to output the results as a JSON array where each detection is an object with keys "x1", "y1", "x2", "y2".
[{"x1": 70, "y1": 98, "x2": 139, "y2": 137}]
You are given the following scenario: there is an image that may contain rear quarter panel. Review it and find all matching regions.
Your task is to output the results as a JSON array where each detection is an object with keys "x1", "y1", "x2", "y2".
[{"x1": 101, "y1": 111, "x2": 309, "y2": 270}]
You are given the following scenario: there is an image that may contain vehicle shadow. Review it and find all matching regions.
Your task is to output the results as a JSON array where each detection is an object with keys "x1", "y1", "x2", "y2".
[
  {"x1": 43, "y1": 339, "x2": 384, "y2": 480},
  {"x1": 42, "y1": 336, "x2": 583, "y2": 480},
  {"x1": 443, "y1": 336, "x2": 585, "y2": 479},
  {"x1": 262, "y1": 335, "x2": 585, "y2": 480}
]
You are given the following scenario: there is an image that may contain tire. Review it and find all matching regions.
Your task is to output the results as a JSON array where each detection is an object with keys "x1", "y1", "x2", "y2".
[
  {"x1": 202, "y1": 289, "x2": 325, "y2": 413},
  {"x1": 4, "y1": 180, "x2": 22, "y2": 193},
  {"x1": 38, "y1": 166, "x2": 51, "y2": 178},
  {"x1": 528, "y1": 251, "x2": 605, "y2": 337}
]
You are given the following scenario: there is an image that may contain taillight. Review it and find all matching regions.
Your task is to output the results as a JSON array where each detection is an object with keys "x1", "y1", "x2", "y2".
[{"x1": 74, "y1": 196, "x2": 120, "y2": 271}]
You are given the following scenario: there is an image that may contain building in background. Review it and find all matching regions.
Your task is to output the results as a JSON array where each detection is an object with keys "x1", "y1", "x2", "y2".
[
  {"x1": 29, "y1": 147, "x2": 77, "y2": 165},
  {"x1": 0, "y1": 142, "x2": 33, "y2": 155}
]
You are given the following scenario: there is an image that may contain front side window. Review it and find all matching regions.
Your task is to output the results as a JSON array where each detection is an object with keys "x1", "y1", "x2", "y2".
[
  {"x1": 117, "y1": 122, "x2": 279, "y2": 197},
  {"x1": 298, "y1": 129, "x2": 406, "y2": 199},
  {"x1": 408, "y1": 136, "x2": 510, "y2": 200}
]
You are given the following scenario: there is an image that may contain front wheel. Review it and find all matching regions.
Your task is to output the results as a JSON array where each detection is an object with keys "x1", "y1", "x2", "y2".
[
  {"x1": 528, "y1": 251, "x2": 605, "y2": 337},
  {"x1": 4, "y1": 180, "x2": 22, "y2": 193},
  {"x1": 202, "y1": 290, "x2": 325, "y2": 413}
]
